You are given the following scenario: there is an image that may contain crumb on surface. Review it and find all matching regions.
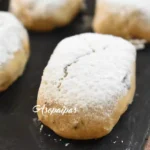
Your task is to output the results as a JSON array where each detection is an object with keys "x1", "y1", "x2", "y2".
[
  {"x1": 129, "y1": 39, "x2": 147, "y2": 51},
  {"x1": 54, "y1": 139, "x2": 57, "y2": 142},
  {"x1": 40, "y1": 125, "x2": 43, "y2": 132},
  {"x1": 135, "y1": 93, "x2": 139, "y2": 97},
  {"x1": 65, "y1": 143, "x2": 70, "y2": 147}
]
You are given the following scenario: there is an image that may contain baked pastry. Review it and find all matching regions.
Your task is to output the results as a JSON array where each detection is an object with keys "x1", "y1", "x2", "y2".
[
  {"x1": 37, "y1": 33, "x2": 136, "y2": 140},
  {"x1": 9, "y1": 0, "x2": 83, "y2": 31},
  {"x1": 0, "y1": 12, "x2": 30, "y2": 92},
  {"x1": 93, "y1": 0, "x2": 150, "y2": 41}
]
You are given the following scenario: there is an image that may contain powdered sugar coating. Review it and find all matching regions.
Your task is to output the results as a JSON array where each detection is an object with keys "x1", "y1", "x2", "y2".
[
  {"x1": 18, "y1": 0, "x2": 70, "y2": 17},
  {"x1": 40, "y1": 33, "x2": 136, "y2": 117},
  {"x1": 97, "y1": 0, "x2": 150, "y2": 21},
  {"x1": 0, "y1": 12, "x2": 28, "y2": 66},
  {"x1": 21, "y1": 0, "x2": 67, "y2": 7}
]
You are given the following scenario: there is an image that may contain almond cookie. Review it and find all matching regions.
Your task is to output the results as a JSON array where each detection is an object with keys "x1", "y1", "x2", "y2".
[
  {"x1": 37, "y1": 33, "x2": 136, "y2": 139},
  {"x1": 93, "y1": 0, "x2": 150, "y2": 41},
  {"x1": 9, "y1": 0, "x2": 83, "y2": 31},
  {"x1": 0, "y1": 12, "x2": 30, "y2": 92}
]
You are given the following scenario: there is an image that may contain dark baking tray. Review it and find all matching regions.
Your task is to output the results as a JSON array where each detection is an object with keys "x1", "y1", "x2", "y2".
[{"x1": 0, "y1": 0, "x2": 150, "y2": 150}]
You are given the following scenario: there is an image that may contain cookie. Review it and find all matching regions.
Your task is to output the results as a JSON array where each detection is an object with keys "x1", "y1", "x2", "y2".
[
  {"x1": 0, "y1": 12, "x2": 30, "y2": 92},
  {"x1": 37, "y1": 33, "x2": 136, "y2": 139},
  {"x1": 9, "y1": 0, "x2": 83, "y2": 31},
  {"x1": 93, "y1": 0, "x2": 150, "y2": 41}
]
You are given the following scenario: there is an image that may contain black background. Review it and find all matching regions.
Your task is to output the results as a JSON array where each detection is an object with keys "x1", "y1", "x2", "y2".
[{"x1": 0, "y1": 0, "x2": 150, "y2": 150}]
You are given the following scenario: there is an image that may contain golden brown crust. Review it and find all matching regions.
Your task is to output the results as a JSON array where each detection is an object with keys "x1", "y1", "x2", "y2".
[
  {"x1": 0, "y1": 37, "x2": 30, "y2": 92},
  {"x1": 9, "y1": 0, "x2": 82, "y2": 31},
  {"x1": 37, "y1": 64, "x2": 136, "y2": 140},
  {"x1": 93, "y1": 3, "x2": 150, "y2": 41}
]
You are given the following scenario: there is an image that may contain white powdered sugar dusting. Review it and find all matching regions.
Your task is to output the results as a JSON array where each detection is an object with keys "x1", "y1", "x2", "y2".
[
  {"x1": 21, "y1": 0, "x2": 67, "y2": 6},
  {"x1": 20, "y1": 0, "x2": 69, "y2": 17},
  {"x1": 0, "y1": 12, "x2": 27, "y2": 67},
  {"x1": 40, "y1": 33, "x2": 136, "y2": 118},
  {"x1": 97, "y1": 0, "x2": 150, "y2": 21}
]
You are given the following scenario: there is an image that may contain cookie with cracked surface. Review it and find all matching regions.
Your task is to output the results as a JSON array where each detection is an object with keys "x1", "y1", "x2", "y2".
[
  {"x1": 93, "y1": 0, "x2": 150, "y2": 41},
  {"x1": 37, "y1": 33, "x2": 136, "y2": 140},
  {"x1": 9, "y1": 0, "x2": 83, "y2": 31},
  {"x1": 0, "y1": 12, "x2": 30, "y2": 92}
]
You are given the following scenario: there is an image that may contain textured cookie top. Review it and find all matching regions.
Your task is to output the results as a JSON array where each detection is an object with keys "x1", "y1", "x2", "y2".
[
  {"x1": 0, "y1": 12, "x2": 27, "y2": 67},
  {"x1": 40, "y1": 33, "x2": 136, "y2": 117},
  {"x1": 97, "y1": 0, "x2": 150, "y2": 21}
]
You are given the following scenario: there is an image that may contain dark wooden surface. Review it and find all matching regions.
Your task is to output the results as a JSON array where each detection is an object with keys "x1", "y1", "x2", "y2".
[{"x1": 0, "y1": 0, "x2": 150, "y2": 150}]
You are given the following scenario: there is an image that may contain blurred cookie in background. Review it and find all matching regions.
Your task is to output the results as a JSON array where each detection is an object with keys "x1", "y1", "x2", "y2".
[
  {"x1": 93, "y1": 0, "x2": 150, "y2": 41},
  {"x1": 9, "y1": 0, "x2": 83, "y2": 31}
]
